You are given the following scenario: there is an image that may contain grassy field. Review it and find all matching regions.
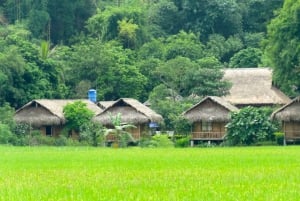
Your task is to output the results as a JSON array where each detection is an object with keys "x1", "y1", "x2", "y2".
[{"x1": 0, "y1": 146, "x2": 300, "y2": 201}]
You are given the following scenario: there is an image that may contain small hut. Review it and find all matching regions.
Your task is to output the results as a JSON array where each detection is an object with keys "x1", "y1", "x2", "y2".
[
  {"x1": 223, "y1": 68, "x2": 291, "y2": 107},
  {"x1": 93, "y1": 98, "x2": 163, "y2": 142},
  {"x1": 271, "y1": 97, "x2": 300, "y2": 143},
  {"x1": 14, "y1": 99, "x2": 102, "y2": 136},
  {"x1": 183, "y1": 96, "x2": 238, "y2": 145}
]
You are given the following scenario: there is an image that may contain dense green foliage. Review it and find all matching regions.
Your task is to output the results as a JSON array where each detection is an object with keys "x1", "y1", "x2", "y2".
[
  {"x1": 1, "y1": 146, "x2": 300, "y2": 200},
  {"x1": 263, "y1": 0, "x2": 300, "y2": 96},
  {"x1": 226, "y1": 107, "x2": 277, "y2": 145},
  {"x1": 79, "y1": 122, "x2": 105, "y2": 146},
  {"x1": 2, "y1": 0, "x2": 298, "y2": 132},
  {"x1": 63, "y1": 101, "x2": 95, "y2": 132}
]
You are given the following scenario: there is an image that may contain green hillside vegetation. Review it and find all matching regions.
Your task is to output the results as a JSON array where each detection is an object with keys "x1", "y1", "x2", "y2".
[
  {"x1": 0, "y1": 0, "x2": 290, "y2": 107},
  {"x1": 1, "y1": 0, "x2": 299, "y2": 142}
]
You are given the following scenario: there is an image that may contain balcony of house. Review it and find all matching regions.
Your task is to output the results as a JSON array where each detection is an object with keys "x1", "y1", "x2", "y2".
[
  {"x1": 105, "y1": 132, "x2": 140, "y2": 142},
  {"x1": 190, "y1": 121, "x2": 227, "y2": 141},
  {"x1": 191, "y1": 131, "x2": 225, "y2": 141}
]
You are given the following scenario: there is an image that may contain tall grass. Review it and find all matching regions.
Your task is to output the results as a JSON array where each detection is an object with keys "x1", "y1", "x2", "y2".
[{"x1": 0, "y1": 146, "x2": 299, "y2": 200}]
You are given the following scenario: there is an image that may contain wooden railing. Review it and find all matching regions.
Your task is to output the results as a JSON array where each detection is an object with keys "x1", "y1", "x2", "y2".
[{"x1": 191, "y1": 132, "x2": 225, "y2": 140}]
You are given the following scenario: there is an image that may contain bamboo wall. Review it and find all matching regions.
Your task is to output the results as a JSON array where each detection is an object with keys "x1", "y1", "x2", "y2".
[{"x1": 284, "y1": 122, "x2": 300, "y2": 140}]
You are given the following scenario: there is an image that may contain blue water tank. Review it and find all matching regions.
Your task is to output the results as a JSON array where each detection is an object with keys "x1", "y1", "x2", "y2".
[{"x1": 88, "y1": 89, "x2": 97, "y2": 103}]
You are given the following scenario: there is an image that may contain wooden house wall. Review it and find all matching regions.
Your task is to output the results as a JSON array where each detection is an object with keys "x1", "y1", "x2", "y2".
[
  {"x1": 283, "y1": 122, "x2": 300, "y2": 140},
  {"x1": 39, "y1": 125, "x2": 63, "y2": 137},
  {"x1": 192, "y1": 122, "x2": 226, "y2": 133}
]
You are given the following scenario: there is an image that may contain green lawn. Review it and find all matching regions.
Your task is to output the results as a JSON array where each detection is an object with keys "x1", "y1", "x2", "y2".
[{"x1": 0, "y1": 146, "x2": 300, "y2": 201}]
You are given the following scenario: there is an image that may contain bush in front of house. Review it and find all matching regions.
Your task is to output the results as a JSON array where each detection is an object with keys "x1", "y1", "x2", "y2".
[
  {"x1": 142, "y1": 134, "x2": 174, "y2": 148},
  {"x1": 80, "y1": 122, "x2": 105, "y2": 147},
  {"x1": 0, "y1": 123, "x2": 14, "y2": 144},
  {"x1": 274, "y1": 132, "x2": 284, "y2": 145},
  {"x1": 226, "y1": 106, "x2": 277, "y2": 146},
  {"x1": 174, "y1": 136, "x2": 190, "y2": 148},
  {"x1": 63, "y1": 101, "x2": 95, "y2": 132}
]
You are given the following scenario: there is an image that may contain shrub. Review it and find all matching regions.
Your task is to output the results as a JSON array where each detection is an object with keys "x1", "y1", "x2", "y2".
[
  {"x1": 14, "y1": 123, "x2": 31, "y2": 136},
  {"x1": 174, "y1": 136, "x2": 190, "y2": 148},
  {"x1": 148, "y1": 134, "x2": 174, "y2": 148},
  {"x1": 54, "y1": 136, "x2": 68, "y2": 146},
  {"x1": 0, "y1": 103, "x2": 15, "y2": 131},
  {"x1": 80, "y1": 122, "x2": 105, "y2": 147},
  {"x1": 0, "y1": 123, "x2": 13, "y2": 144},
  {"x1": 63, "y1": 101, "x2": 94, "y2": 132},
  {"x1": 139, "y1": 135, "x2": 153, "y2": 147},
  {"x1": 226, "y1": 106, "x2": 277, "y2": 145},
  {"x1": 275, "y1": 132, "x2": 285, "y2": 145}
]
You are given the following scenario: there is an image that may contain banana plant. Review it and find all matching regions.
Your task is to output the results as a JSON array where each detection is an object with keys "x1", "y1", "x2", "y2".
[{"x1": 104, "y1": 113, "x2": 136, "y2": 147}]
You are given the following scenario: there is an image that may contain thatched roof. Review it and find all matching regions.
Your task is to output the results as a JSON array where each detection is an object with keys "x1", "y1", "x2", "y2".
[
  {"x1": 97, "y1": 101, "x2": 116, "y2": 110},
  {"x1": 93, "y1": 98, "x2": 163, "y2": 125},
  {"x1": 14, "y1": 99, "x2": 102, "y2": 127},
  {"x1": 222, "y1": 68, "x2": 291, "y2": 106},
  {"x1": 271, "y1": 97, "x2": 300, "y2": 121},
  {"x1": 183, "y1": 96, "x2": 238, "y2": 123}
]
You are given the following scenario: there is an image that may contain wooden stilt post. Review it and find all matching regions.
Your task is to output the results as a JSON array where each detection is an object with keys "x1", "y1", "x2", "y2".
[{"x1": 190, "y1": 140, "x2": 194, "y2": 147}]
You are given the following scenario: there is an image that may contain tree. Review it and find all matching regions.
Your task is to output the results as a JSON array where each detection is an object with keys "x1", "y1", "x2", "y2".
[
  {"x1": 65, "y1": 39, "x2": 146, "y2": 100},
  {"x1": 0, "y1": 123, "x2": 13, "y2": 144},
  {"x1": 243, "y1": 32, "x2": 265, "y2": 48},
  {"x1": 205, "y1": 34, "x2": 244, "y2": 63},
  {"x1": 136, "y1": 58, "x2": 161, "y2": 102},
  {"x1": 164, "y1": 31, "x2": 204, "y2": 61},
  {"x1": 229, "y1": 47, "x2": 262, "y2": 68},
  {"x1": 63, "y1": 101, "x2": 94, "y2": 132},
  {"x1": 0, "y1": 103, "x2": 15, "y2": 131},
  {"x1": 86, "y1": 5, "x2": 148, "y2": 47},
  {"x1": 149, "y1": 85, "x2": 194, "y2": 131},
  {"x1": 178, "y1": 0, "x2": 243, "y2": 40},
  {"x1": 155, "y1": 56, "x2": 197, "y2": 99},
  {"x1": 117, "y1": 18, "x2": 139, "y2": 48},
  {"x1": 0, "y1": 24, "x2": 69, "y2": 108},
  {"x1": 263, "y1": 0, "x2": 300, "y2": 96},
  {"x1": 184, "y1": 57, "x2": 231, "y2": 96},
  {"x1": 0, "y1": 46, "x2": 57, "y2": 108},
  {"x1": 147, "y1": 1, "x2": 181, "y2": 36},
  {"x1": 226, "y1": 106, "x2": 276, "y2": 145},
  {"x1": 27, "y1": 0, "x2": 49, "y2": 39},
  {"x1": 47, "y1": 0, "x2": 96, "y2": 44},
  {"x1": 137, "y1": 38, "x2": 166, "y2": 60},
  {"x1": 238, "y1": 0, "x2": 283, "y2": 33},
  {"x1": 155, "y1": 56, "x2": 230, "y2": 98}
]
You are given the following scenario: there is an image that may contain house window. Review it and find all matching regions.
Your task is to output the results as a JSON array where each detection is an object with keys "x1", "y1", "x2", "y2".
[
  {"x1": 202, "y1": 121, "x2": 212, "y2": 132},
  {"x1": 45, "y1": 126, "x2": 52, "y2": 136}
]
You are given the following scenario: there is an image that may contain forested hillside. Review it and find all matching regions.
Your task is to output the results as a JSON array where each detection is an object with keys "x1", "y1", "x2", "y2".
[{"x1": 0, "y1": 0, "x2": 298, "y2": 116}]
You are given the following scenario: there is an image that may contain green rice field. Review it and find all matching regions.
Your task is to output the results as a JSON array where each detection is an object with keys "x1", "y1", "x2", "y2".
[{"x1": 0, "y1": 146, "x2": 300, "y2": 201}]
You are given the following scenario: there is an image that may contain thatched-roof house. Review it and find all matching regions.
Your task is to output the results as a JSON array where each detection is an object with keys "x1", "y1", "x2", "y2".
[
  {"x1": 93, "y1": 98, "x2": 163, "y2": 141},
  {"x1": 183, "y1": 96, "x2": 238, "y2": 145},
  {"x1": 271, "y1": 97, "x2": 300, "y2": 142},
  {"x1": 223, "y1": 68, "x2": 291, "y2": 107},
  {"x1": 14, "y1": 99, "x2": 102, "y2": 136}
]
